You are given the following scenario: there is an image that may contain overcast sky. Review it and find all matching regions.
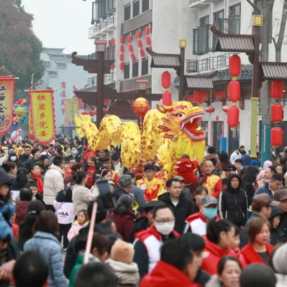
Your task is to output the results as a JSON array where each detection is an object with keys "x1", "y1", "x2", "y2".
[{"x1": 22, "y1": 0, "x2": 94, "y2": 55}]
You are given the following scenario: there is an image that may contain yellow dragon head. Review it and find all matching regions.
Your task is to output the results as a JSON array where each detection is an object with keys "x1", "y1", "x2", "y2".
[{"x1": 157, "y1": 101, "x2": 206, "y2": 142}]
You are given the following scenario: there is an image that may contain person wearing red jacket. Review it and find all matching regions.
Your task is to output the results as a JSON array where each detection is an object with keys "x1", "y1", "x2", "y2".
[
  {"x1": 201, "y1": 219, "x2": 237, "y2": 275},
  {"x1": 140, "y1": 237, "x2": 198, "y2": 287},
  {"x1": 83, "y1": 145, "x2": 95, "y2": 163},
  {"x1": 85, "y1": 155, "x2": 96, "y2": 188},
  {"x1": 134, "y1": 205, "x2": 180, "y2": 278},
  {"x1": 239, "y1": 217, "x2": 273, "y2": 267}
]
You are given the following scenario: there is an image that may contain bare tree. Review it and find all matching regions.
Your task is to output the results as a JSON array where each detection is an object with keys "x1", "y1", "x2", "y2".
[{"x1": 272, "y1": 0, "x2": 287, "y2": 62}]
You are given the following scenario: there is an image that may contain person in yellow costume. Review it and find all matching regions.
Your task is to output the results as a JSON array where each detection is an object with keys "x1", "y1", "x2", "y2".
[{"x1": 136, "y1": 164, "x2": 165, "y2": 202}]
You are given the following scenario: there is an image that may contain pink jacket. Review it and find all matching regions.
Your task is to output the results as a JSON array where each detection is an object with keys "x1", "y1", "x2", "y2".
[{"x1": 67, "y1": 221, "x2": 88, "y2": 241}]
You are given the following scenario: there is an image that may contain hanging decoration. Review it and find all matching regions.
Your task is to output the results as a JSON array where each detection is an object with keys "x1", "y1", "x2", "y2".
[
  {"x1": 136, "y1": 29, "x2": 145, "y2": 58},
  {"x1": 161, "y1": 71, "x2": 172, "y2": 106},
  {"x1": 205, "y1": 106, "x2": 215, "y2": 114},
  {"x1": 227, "y1": 54, "x2": 241, "y2": 129},
  {"x1": 222, "y1": 105, "x2": 229, "y2": 113},
  {"x1": 64, "y1": 99, "x2": 79, "y2": 126},
  {"x1": 127, "y1": 34, "x2": 136, "y2": 61},
  {"x1": 12, "y1": 99, "x2": 28, "y2": 127},
  {"x1": 145, "y1": 26, "x2": 152, "y2": 50},
  {"x1": 119, "y1": 35, "x2": 125, "y2": 70},
  {"x1": 270, "y1": 80, "x2": 284, "y2": 147},
  {"x1": 0, "y1": 76, "x2": 16, "y2": 135},
  {"x1": 29, "y1": 90, "x2": 56, "y2": 145}
]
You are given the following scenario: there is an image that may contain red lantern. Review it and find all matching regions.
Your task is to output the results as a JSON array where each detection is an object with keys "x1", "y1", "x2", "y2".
[
  {"x1": 229, "y1": 55, "x2": 241, "y2": 77},
  {"x1": 145, "y1": 26, "x2": 150, "y2": 35},
  {"x1": 138, "y1": 39, "x2": 143, "y2": 48},
  {"x1": 119, "y1": 62, "x2": 124, "y2": 70},
  {"x1": 227, "y1": 105, "x2": 239, "y2": 127},
  {"x1": 161, "y1": 71, "x2": 171, "y2": 89},
  {"x1": 271, "y1": 127, "x2": 283, "y2": 147},
  {"x1": 110, "y1": 38, "x2": 115, "y2": 45},
  {"x1": 140, "y1": 49, "x2": 145, "y2": 58},
  {"x1": 206, "y1": 106, "x2": 215, "y2": 114},
  {"x1": 133, "y1": 97, "x2": 150, "y2": 117},
  {"x1": 193, "y1": 90, "x2": 203, "y2": 104},
  {"x1": 162, "y1": 91, "x2": 172, "y2": 106},
  {"x1": 222, "y1": 105, "x2": 229, "y2": 113},
  {"x1": 130, "y1": 53, "x2": 136, "y2": 61},
  {"x1": 271, "y1": 104, "x2": 283, "y2": 123},
  {"x1": 120, "y1": 45, "x2": 124, "y2": 53},
  {"x1": 119, "y1": 53, "x2": 124, "y2": 61},
  {"x1": 136, "y1": 30, "x2": 141, "y2": 38},
  {"x1": 128, "y1": 44, "x2": 133, "y2": 52},
  {"x1": 120, "y1": 36, "x2": 124, "y2": 44},
  {"x1": 104, "y1": 99, "x2": 110, "y2": 105},
  {"x1": 127, "y1": 35, "x2": 132, "y2": 43},
  {"x1": 228, "y1": 80, "x2": 240, "y2": 102},
  {"x1": 271, "y1": 81, "x2": 283, "y2": 99},
  {"x1": 146, "y1": 36, "x2": 151, "y2": 46}
]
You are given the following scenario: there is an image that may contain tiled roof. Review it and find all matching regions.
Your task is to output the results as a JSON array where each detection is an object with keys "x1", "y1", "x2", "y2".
[
  {"x1": 146, "y1": 48, "x2": 180, "y2": 68},
  {"x1": 215, "y1": 36, "x2": 254, "y2": 52},
  {"x1": 186, "y1": 77, "x2": 214, "y2": 89},
  {"x1": 261, "y1": 62, "x2": 287, "y2": 80}
]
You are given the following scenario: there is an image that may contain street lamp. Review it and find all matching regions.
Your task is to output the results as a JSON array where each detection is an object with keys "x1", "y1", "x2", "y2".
[{"x1": 95, "y1": 40, "x2": 107, "y2": 52}]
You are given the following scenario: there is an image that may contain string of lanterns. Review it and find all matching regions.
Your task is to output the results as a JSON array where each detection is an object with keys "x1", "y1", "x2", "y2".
[
  {"x1": 127, "y1": 34, "x2": 136, "y2": 61},
  {"x1": 136, "y1": 30, "x2": 145, "y2": 58},
  {"x1": 161, "y1": 71, "x2": 172, "y2": 106},
  {"x1": 119, "y1": 36, "x2": 125, "y2": 71},
  {"x1": 145, "y1": 26, "x2": 152, "y2": 50}
]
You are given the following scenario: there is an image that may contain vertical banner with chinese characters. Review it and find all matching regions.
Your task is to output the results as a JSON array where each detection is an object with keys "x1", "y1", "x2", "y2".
[
  {"x1": 28, "y1": 109, "x2": 34, "y2": 138},
  {"x1": 0, "y1": 76, "x2": 16, "y2": 135},
  {"x1": 64, "y1": 99, "x2": 79, "y2": 126},
  {"x1": 29, "y1": 90, "x2": 56, "y2": 145}
]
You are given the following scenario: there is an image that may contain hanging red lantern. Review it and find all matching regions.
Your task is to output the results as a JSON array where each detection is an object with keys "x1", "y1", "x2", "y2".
[
  {"x1": 271, "y1": 81, "x2": 283, "y2": 99},
  {"x1": 271, "y1": 127, "x2": 283, "y2": 147},
  {"x1": 127, "y1": 35, "x2": 132, "y2": 43},
  {"x1": 145, "y1": 26, "x2": 150, "y2": 35},
  {"x1": 161, "y1": 71, "x2": 171, "y2": 89},
  {"x1": 138, "y1": 39, "x2": 143, "y2": 48},
  {"x1": 162, "y1": 91, "x2": 172, "y2": 106},
  {"x1": 271, "y1": 104, "x2": 283, "y2": 123},
  {"x1": 119, "y1": 62, "x2": 124, "y2": 70},
  {"x1": 128, "y1": 45, "x2": 133, "y2": 52},
  {"x1": 120, "y1": 45, "x2": 124, "y2": 52},
  {"x1": 119, "y1": 53, "x2": 124, "y2": 61},
  {"x1": 130, "y1": 53, "x2": 136, "y2": 61},
  {"x1": 206, "y1": 106, "x2": 215, "y2": 114},
  {"x1": 133, "y1": 97, "x2": 150, "y2": 117},
  {"x1": 222, "y1": 105, "x2": 229, "y2": 113},
  {"x1": 193, "y1": 90, "x2": 203, "y2": 104},
  {"x1": 120, "y1": 36, "x2": 124, "y2": 44},
  {"x1": 136, "y1": 30, "x2": 141, "y2": 38},
  {"x1": 104, "y1": 99, "x2": 111, "y2": 105},
  {"x1": 146, "y1": 36, "x2": 151, "y2": 46},
  {"x1": 110, "y1": 38, "x2": 115, "y2": 45},
  {"x1": 140, "y1": 49, "x2": 145, "y2": 58},
  {"x1": 228, "y1": 80, "x2": 240, "y2": 102},
  {"x1": 229, "y1": 55, "x2": 241, "y2": 77},
  {"x1": 227, "y1": 105, "x2": 239, "y2": 127}
]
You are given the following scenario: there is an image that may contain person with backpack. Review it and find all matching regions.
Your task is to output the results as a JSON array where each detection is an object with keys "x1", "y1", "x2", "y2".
[{"x1": 54, "y1": 184, "x2": 75, "y2": 252}]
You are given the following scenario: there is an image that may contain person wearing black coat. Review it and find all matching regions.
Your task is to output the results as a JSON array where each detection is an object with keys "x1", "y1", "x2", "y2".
[
  {"x1": 269, "y1": 206, "x2": 284, "y2": 245},
  {"x1": 218, "y1": 173, "x2": 248, "y2": 227},
  {"x1": 241, "y1": 166, "x2": 259, "y2": 208},
  {"x1": 158, "y1": 178, "x2": 194, "y2": 234}
]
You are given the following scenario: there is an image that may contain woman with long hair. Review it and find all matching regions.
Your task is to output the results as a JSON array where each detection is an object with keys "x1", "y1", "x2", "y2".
[
  {"x1": 201, "y1": 220, "x2": 236, "y2": 275},
  {"x1": 239, "y1": 217, "x2": 273, "y2": 267},
  {"x1": 10, "y1": 167, "x2": 28, "y2": 191},
  {"x1": 24, "y1": 210, "x2": 68, "y2": 287},
  {"x1": 241, "y1": 166, "x2": 259, "y2": 208}
]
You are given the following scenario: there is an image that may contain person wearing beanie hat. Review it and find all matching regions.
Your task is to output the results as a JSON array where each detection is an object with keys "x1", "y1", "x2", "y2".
[
  {"x1": 106, "y1": 239, "x2": 139, "y2": 287},
  {"x1": 109, "y1": 195, "x2": 136, "y2": 241}
]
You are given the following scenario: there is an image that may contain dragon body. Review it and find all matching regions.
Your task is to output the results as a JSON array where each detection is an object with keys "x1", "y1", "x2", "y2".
[{"x1": 76, "y1": 101, "x2": 206, "y2": 179}]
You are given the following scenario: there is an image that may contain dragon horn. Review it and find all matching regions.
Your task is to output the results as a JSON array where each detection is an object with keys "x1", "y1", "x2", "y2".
[{"x1": 156, "y1": 104, "x2": 172, "y2": 114}]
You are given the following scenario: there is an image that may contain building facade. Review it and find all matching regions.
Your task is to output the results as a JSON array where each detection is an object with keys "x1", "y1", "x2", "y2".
[{"x1": 87, "y1": 0, "x2": 287, "y2": 154}]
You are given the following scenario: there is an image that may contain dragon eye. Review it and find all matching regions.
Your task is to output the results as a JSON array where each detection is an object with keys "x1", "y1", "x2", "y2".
[{"x1": 177, "y1": 113, "x2": 185, "y2": 118}]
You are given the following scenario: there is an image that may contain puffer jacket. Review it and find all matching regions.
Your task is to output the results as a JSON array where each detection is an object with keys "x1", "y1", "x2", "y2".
[
  {"x1": 43, "y1": 164, "x2": 65, "y2": 205},
  {"x1": 106, "y1": 259, "x2": 140, "y2": 287},
  {"x1": 218, "y1": 174, "x2": 248, "y2": 227},
  {"x1": 24, "y1": 231, "x2": 68, "y2": 287}
]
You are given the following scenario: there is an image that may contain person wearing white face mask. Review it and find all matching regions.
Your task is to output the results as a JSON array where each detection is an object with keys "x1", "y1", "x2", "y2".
[
  {"x1": 65, "y1": 146, "x2": 81, "y2": 163},
  {"x1": 133, "y1": 204, "x2": 179, "y2": 279}
]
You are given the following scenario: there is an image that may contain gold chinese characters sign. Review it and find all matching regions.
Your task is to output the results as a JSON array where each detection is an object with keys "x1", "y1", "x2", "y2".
[
  {"x1": 64, "y1": 99, "x2": 79, "y2": 126},
  {"x1": 0, "y1": 76, "x2": 16, "y2": 135},
  {"x1": 29, "y1": 90, "x2": 56, "y2": 145}
]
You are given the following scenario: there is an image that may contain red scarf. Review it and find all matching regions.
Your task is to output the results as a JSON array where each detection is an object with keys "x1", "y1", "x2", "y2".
[{"x1": 31, "y1": 173, "x2": 44, "y2": 193}]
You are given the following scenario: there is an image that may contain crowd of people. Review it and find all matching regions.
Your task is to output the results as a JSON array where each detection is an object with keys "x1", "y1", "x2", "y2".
[{"x1": 0, "y1": 137, "x2": 287, "y2": 287}]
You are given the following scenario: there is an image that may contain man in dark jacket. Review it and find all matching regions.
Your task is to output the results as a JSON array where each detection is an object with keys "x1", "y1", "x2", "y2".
[
  {"x1": 240, "y1": 194, "x2": 279, "y2": 248},
  {"x1": 254, "y1": 173, "x2": 283, "y2": 199},
  {"x1": 158, "y1": 178, "x2": 194, "y2": 234},
  {"x1": 218, "y1": 173, "x2": 248, "y2": 227},
  {"x1": 274, "y1": 189, "x2": 287, "y2": 243},
  {"x1": 113, "y1": 175, "x2": 132, "y2": 200}
]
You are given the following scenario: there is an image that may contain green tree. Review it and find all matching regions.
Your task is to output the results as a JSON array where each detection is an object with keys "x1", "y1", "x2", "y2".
[{"x1": 0, "y1": 0, "x2": 44, "y2": 93}]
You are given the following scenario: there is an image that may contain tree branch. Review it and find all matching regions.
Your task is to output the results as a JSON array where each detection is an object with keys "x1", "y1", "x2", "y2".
[
  {"x1": 246, "y1": 0, "x2": 261, "y2": 14},
  {"x1": 272, "y1": 37, "x2": 277, "y2": 47},
  {"x1": 276, "y1": 0, "x2": 287, "y2": 49}
]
